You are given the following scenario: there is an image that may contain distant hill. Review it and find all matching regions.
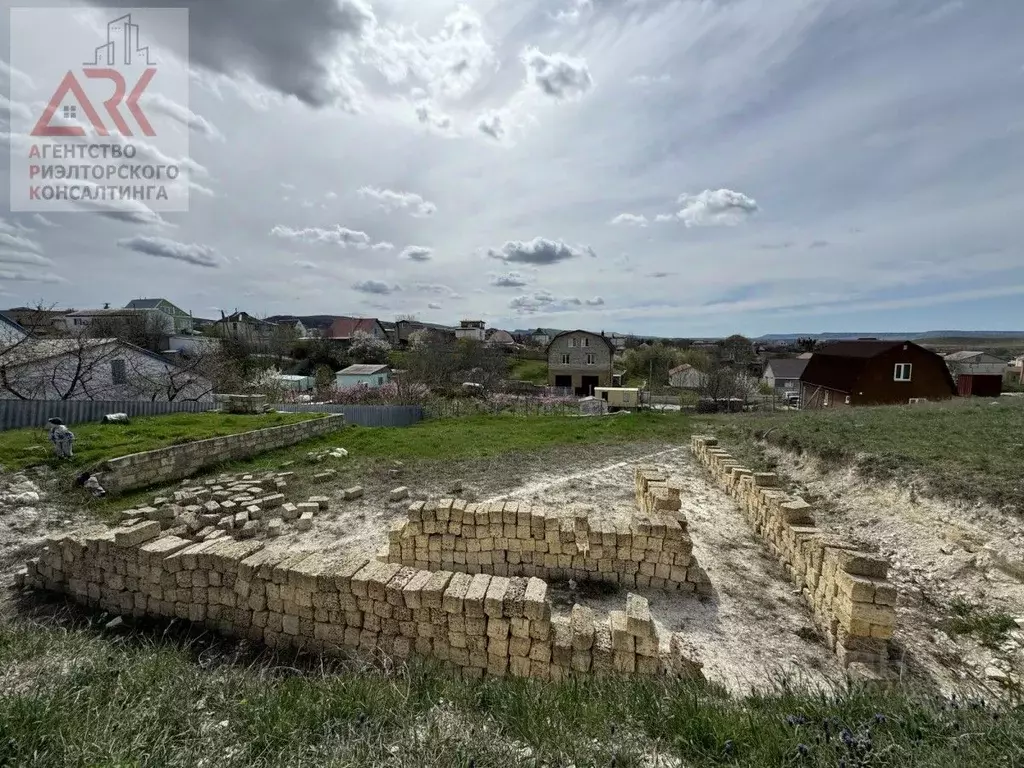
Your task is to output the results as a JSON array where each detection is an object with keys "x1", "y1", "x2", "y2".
[{"x1": 757, "y1": 331, "x2": 1024, "y2": 342}]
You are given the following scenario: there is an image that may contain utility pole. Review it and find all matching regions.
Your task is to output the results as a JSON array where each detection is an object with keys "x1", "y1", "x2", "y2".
[{"x1": 648, "y1": 358, "x2": 653, "y2": 411}]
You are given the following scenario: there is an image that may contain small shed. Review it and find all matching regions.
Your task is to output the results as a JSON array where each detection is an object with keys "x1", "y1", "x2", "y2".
[
  {"x1": 336, "y1": 364, "x2": 391, "y2": 389},
  {"x1": 594, "y1": 387, "x2": 641, "y2": 409},
  {"x1": 942, "y1": 351, "x2": 1005, "y2": 397},
  {"x1": 276, "y1": 374, "x2": 315, "y2": 391}
]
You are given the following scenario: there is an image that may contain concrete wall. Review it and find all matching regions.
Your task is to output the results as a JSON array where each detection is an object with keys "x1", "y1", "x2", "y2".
[
  {"x1": 691, "y1": 435, "x2": 896, "y2": 670},
  {"x1": 383, "y1": 468, "x2": 711, "y2": 595},
  {"x1": 98, "y1": 415, "x2": 345, "y2": 495},
  {"x1": 20, "y1": 526, "x2": 703, "y2": 682}
]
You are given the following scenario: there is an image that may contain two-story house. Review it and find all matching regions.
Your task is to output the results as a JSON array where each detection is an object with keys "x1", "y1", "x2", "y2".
[
  {"x1": 455, "y1": 320, "x2": 486, "y2": 342},
  {"x1": 211, "y1": 311, "x2": 279, "y2": 350},
  {"x1": 64, "y1": 307, "x2": 175, "y2": 352},
  {"x1": 546, "y1": 330, "x2": 615, "y2": 396},
  {"x1": 125, "y1": 298, "x2": 194, "y2": 334}
]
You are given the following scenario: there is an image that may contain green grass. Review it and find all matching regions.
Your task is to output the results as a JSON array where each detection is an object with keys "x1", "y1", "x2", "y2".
[
  {"x1": 1, "y1": 608, "x2": 1021, "y2": 767},
  {"x1": 508, "y1": 359, "x2": 549, "y2": 384},
  {"x1": 942, "y1": 599, "x2": 1018, "y2": 651},
  {"x1": 711, "y1": 399, "x2": 1024, "y2": 513},
  {"x1": 0, "y1": 412, "x2": 324, "y2": 473}
]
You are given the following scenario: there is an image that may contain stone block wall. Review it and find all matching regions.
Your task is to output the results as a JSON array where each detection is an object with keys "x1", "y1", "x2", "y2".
[
  {"x1": 19, "y1": 526, "x2": 703, "y2": 682},
  {"x1": 384, "y1": 483, "x2": 711, "y2": 595},
  {"x1": 691, "y1": 435, "x2": 896, "y2": 668},
  {"x1": 98, "y1": 414, "x2": 345, "y2": 495}
]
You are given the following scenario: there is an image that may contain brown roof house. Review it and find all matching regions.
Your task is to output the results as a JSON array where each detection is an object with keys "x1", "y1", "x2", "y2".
[
  {"x1": 546, "y1": 330, "x2": 615, "y2": 396},
  {"x1": 327, "y1": 317, "x2": 389, "y2": 341},
  {"x1": 799, "y1": 340, "x2": 956, "y2": 408}
]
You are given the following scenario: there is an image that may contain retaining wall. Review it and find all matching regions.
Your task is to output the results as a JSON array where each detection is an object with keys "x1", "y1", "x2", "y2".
[
  {"x1": 97, "y1": 415, "x2": 345, "y2": 495},
  {"x1": 383, "y1": 467, "x2": 711, "y2": 595},
  {"x1": 19, "y1": 526, "x2": 702, "y2": 682},
  {"x1": 691, "y1": 435, "x2": 896, "y2": 668}
]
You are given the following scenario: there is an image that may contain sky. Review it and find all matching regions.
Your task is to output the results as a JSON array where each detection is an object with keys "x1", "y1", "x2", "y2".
[{"x1": 1, "y1": 0, "x2": 1023, "y2": 338}]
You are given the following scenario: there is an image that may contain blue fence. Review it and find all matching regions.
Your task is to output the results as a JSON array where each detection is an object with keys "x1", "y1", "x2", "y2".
[{"x1": 0, "y1": 399, "x2": 424, "y2": 431}]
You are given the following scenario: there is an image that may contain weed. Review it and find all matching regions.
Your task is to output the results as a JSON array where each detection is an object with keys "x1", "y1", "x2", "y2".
[{"x1": 942, "y1": 599, "x2": 1018, "y2": 650}]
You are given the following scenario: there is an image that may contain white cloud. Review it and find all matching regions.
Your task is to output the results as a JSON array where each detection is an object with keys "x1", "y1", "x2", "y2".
[
  {"x1": 0, "y1": 268, "x2": 64, "y2": 284},
  {"x1": 609, "y1": 213, "x2": 648, "y2": 227},
  {"x1": 294, "y1": 260, "x2": 318, "y2": 270},
  {"x1": 508, "y1": 290, "x2": 590, "y2": 314},
  {"x1": 399, "y1": 245, "x2": 433, "y2": 261},
  {"x1": 476, "y1": 109, "x2": 507, "y2": 141},
  {"x1": 353, "y1": 279, "x2": 400, "y2": 295},
  {"x1": 358, "y1": 187, "x2": 436, "y2": 217},
  {"x1": 586, "y1": 296, "x2": 605, "y2": 306},
  {"x1": 0, "y1": 249, "x2": 53, "y2": 267},
  {"x1": 487, "y1": 237, "x2": 596, "y2": 265},
  {"x1": 117, "y1": 235, "x2": 222, "y2": 268},
  {"x1": 490, "y1": 272, "x2": 529, "y2": 287},
  {"x1": 656, "y1": 189, "x2": 760, "y2": 227},
  {"x1": 140, "y1": 93, "x2": 226, "y2": 142},
  {"x1": 414, "y1": 100, "x2": 453, "y2": 132},
  {"x1": 413, "y1": 282, "x2": 454, "y2": 294},
  {"x1": 427, "y1": 302, "x2": 442, "y2": 310},
  {"x1": 521, "y1": 47, "x2": 594, "y2": 100},
  {"x1": 629, "y1": 73, "x2": 671, "y2": 86},
  {"x1": 0, "y1": 230, "x2": 42, "y2": 253},
  {"x1": 31, "y1": 214, "x2": 59, "y2": 228},
  {"x1": 372, "y1": 241, "x2": 395, "y2": 251},
  {"x1": 554, "y1": 0, "x2": 592, "y2": 24},
  {"x1": 270, "y1": 224, "x2": 375, "y2": 248}
]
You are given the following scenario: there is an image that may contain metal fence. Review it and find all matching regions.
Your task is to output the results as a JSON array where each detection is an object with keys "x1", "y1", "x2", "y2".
[
  {"x1": 0, "y1": 399, "x2": 425, "y2": 430},
  {"x1": 269, "y1": 403, "x2": 424, "y2": 427},
  {"x1": 0, "y1": 399, "x2": 218, "y2": 430}
]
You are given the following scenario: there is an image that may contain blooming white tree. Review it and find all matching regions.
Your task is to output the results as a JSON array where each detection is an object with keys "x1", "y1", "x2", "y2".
[{"x1": 349, "y1": 330, "x2": 392, "y2": 364}]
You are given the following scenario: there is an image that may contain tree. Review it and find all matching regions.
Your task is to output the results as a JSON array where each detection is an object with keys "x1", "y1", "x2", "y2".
[
  {"x1": 314, "y1": 364, "x2": 335, "y2": 398},
  {"x1": 719, "y1": 334, "x2": 755, "y2": 363},
  {"x1": 349, "y1": 330, "x2": 391, "y2": 364},
  {"x1": 402, "y1": 334, "x2": 507, "y2": 392},
  {"x1": 698, "y1": 363, "x2": 755, "y2": 408},
  {"x1": 796, "y1": 337, "x2": 818, "y2": 353},
  {"x1": 624, "y1": 343, "x2": 680, "y2": 386}
]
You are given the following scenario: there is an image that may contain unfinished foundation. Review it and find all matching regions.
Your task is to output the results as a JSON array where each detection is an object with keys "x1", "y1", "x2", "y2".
[
  {"x1": 382, "y1": 466, "x2": 710, "y2": 595},
  {"x1": 691, "y1": 435, "x2": 897, "y2": 670}
]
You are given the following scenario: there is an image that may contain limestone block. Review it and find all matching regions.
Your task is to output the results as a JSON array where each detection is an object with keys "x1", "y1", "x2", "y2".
[
  {"x1": 343, "y1": 486, "x2": 364, "y2": 500},
  {"x1": 442, "y1": 572, "x2": 473, "y2": 614},
  {"x1": 296, "y1": 511, "x2": 314, "y2": 532},
  {"x1": 484, "y1": 576, "x2": 510, "y2": 617},
  {"x1": 389, "y1": 487, "x2": 410, "y2": 502},
  {"x1": 570, "y1": 605, "x2": 595, "y2": 651},
  {"x1": 114, "y1": 521, "x2": 161, "y2": 548},
  {"x1": 625, "y1": 593, "x2": 653, "y2": 637},
  {"x1": 422, "y1": 571, "x2": 454, "y2": 610}
]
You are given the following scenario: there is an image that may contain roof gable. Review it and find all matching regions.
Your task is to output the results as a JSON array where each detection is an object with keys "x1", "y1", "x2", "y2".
[
  {"x1": 546, "y1": 329, "x2": 616, "y2": 354},
  {"x1": 329, "y1": 316, "x2": 385, "y2": 338},
  {"x1": 765, "y1": 358, "x2": 809, "y2": 380}
]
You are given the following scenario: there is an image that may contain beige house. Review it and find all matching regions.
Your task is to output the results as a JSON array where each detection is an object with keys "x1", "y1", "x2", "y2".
[{"x1": 546, "y1": 330, "x2": 615, "y2": 395}]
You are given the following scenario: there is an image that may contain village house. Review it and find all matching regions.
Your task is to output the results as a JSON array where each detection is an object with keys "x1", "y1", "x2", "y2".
[
  {"x1": 799, "y1": 340, "x2": 955, "y2": 409},
  {"x1": 125, "y1": 298, "x2": 194, "y2": 334},
  {"x1": 942, "y1": 351, "x2": 1006, "y2": 397},
  {"x1": 1, "y1": 307, "x2": 73, "y2": 337},
  {"x1": 328, "y1": 317, "x2": 389, "y2": 342},
  {"x1": 761, "y1": 358, "x2": 809, "y2": 398},
  {"x1": 455, "y1": 320, "x2": 486, "y2": 342},
  {"x1": 486, "y1": 329, "x2": 516, "y2": 347},
  {"x1": 668, "y1": 363, "x2": 706, "y2": 390},
  {"x1": 546, "y1": 330, "x2": 615, "y2": 396},
  {"x1": 335, "y1": 363, "x2": 391, "y2": 389},
  {"x1": 63, "y1": 306, "x2": 176, "y2": 352},
  {"x1": 211, "y1": 311, "x2": 279, "y2": 350}
]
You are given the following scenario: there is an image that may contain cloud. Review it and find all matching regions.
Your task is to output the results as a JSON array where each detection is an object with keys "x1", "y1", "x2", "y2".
[
  {"x1": 585, "y1": 296, "x2": 605, "y2": 306},
  {"x1": 280, "y1": 183, "x2": 296, "y2": 191},
  {"x1": 372, "y1": 241, "x2": 395, "y2": 251},
  {"x1": 427, "y1": 302, "x2": 442, "y2": 310},
  {"x1": 0, "y1": 231, "x2": 42, "y2": 253},
  {"x1": 554, "y1": 0, "x2": 592, "y2": 24},
  {"x1": 0, "y1": 268, "x2": 64, "y2": 284},
  {"x1": 508, "y1": 290, "x2": 592, "y2": 314},
  {"x1": 487, "y1": 237, "x2": 595, "y2": 265},
  {"x1": 82, "y1": 0, "x2": 375, "y2": 108},
  {"x1": 358, "y1": 187, "x2": 436, "y2": 217},
  {"x1": 0, "y1": 59, "x2": 33, "y2": 90},
  {"x1": 521, "y1": 47, "x2": 594, "y2": 100},
  {"x1": 656, "y1": 189, "x2": 759, "y2": 227},
  {"x1": 490, "y1": 272, "x2": 529, "y2": 287},
  {"x1": 294, "y1": 260, "x2": 318, "y2": 270},
  {"x1": 0, "y1": 94, "x2": 32, "y2": 123},
  {"x1": 646, "y1": 271, "x2": 674, "y2": 278},
  {"x1": 31, "y1": 214, "x2": 59, "y2": 228},
  {"x1": 325, "y1": 191, "x2": 338, "y2": 200},
  {"x1": 364, "y1": 5, "x2": 496, "y2": 100},
  {"x1": 140, "y1": 93, "x2": 225, "y2": 141},
  {"x1": 476, "y1": 110, "x2": 507, "y2": 141},
  {"x1": 353, "y1": 279, "x2": 399, "y2": 295},
  {"x1": 413, "y1": 283, "x2": 453, "y2": 294},
  {"x1": 0, "y1": 249, "x2": 53, "y2": 267},
  {"x1": 117, "y1": 235, "x2": 222, "y2": 268},
  {"x1": 808, "y1": 240, "x2": 830, "y2": 249},
  {"x1": 629, "y1": 73, "x2": 671, "y2": 86},
  {"x1": 270, "y1": 224, "x2": 374, "y2": 248},
  {"x1": 609, "y1": 213, "x2": 648, "y2": 227},
  {"x1": 414, "y1": 100, "x2": 453, "y2": 131},
  {"x1": 399, "y1": 245, "x2": 434, "y2": 262}
]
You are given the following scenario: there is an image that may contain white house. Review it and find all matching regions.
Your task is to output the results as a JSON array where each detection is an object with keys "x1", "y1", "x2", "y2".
[
  {"x1": 125, "y1": 297, "x2": 194, "y2": 334},
  {"x1": 0, "y1": 313, "x2": 28, "y2": 348},
  {"x1": 0, "y1": 338, "x2": 214, "y2": 402},
  {"x1": 456, "y1": 320, "x2": 486, "y2": 342},
  {"x1": 668, "y1": 363, "x2": 706, "y2": 389},
  {"x1": 336, "y1": 364, "x2": 391, "y2": 389},
  {"x1": 64, "y1": 307, "x2": 175, "y2": 337}
]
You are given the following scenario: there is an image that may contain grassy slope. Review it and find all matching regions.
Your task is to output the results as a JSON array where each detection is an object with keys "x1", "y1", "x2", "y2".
[
  {"x1": 0, "y1": 609, "x2": 1020, "y2": 768},
  {"x1": 710, "y1": 399, "x2": 1024, "y2": 512},
  {"x1": 0, "y1": 411, "x2": 323, "y2": 472},
  {"x1": 508, "y1": 359, "x2": 549, "y2": 384}
]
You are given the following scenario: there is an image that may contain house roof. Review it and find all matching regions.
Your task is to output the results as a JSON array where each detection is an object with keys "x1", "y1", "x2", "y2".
[
  {"x1": 765, "y1": 358, "x2": 809, "y2": 380},
  {"x1": 800, "y1": 340, "x2": 953, "y2": 394},
  {"x1": 487, "y1": 329, "x2": 515, "y2": 344},
  {"x1": 328, "y1": 317, "x2": 384, "y2": 338},
  {"x1": 126, "y1": 298, "x2": 163, "y2": 309},
  {"x1": 337, "y1": 364, "x2": 390, "y2": 375},
  {"x1": 546, "y1": 329, "x2": 616, "y2": 354},
  {"x1": 0, "y1": 337, "x2": 180, "y2": 369},
  {"x1": 669, "y1": 364, "x2": 695, "y2": 375},
  {"x1": 943, "y1": 350, "x2": 999, "y2": 362},
  {"x1": 0, "y1": 312, "x2": 28, "y2": 337},
  {"x1": 67, "y1": 308, "x2": 155, "y2": 317},
  {"x1": 219, "y1": 311, "x2": 276, "y2": 327}
]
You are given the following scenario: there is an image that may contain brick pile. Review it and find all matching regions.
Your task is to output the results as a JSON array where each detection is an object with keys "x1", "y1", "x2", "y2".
[
  {"x1": 691, "y1": 435, "x2": 896, "y2": 669},
  {"x1": 114, "y1": 471, "x2": 330, "y2": 542},
  {"x1": 18, "y1": 527, "x2": 703, "y2": 682},
  {"x1": 384, "y1": 495, "x2": 710, "y2": 595}
]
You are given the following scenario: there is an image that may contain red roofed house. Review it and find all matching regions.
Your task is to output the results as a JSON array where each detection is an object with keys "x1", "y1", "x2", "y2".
[
  {"x1": 327, "y1": 317, "x2": 389, "y2": 342},
  {"x1": 799, "y1": 340, "x2": 956, "y2": 409}
]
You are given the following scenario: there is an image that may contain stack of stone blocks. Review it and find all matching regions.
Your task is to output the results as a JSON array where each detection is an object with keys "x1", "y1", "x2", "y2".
[
  {"x1": 98, "y1": 414, "x2": 345, "y2": 495},
  {"x1": 384, "y1": 474, "x2": 710, "y2": 596},
  {"x1": 19, "y1": 523, "x2": 702, "y2": 682},
  {"x1": 114, "y1": 471, "x2": 331, "y2": 543},
  {"x1": 690, "y1": 435, "x2": 896, "y2": 668}
]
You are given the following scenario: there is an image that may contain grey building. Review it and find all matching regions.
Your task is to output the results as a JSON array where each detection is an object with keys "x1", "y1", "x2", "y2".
[
  {"x1": 762, "y1": 357, "x2": 809, "y2": 397},
  {"x1": 546, "y1": 330, "x2": 615, "y2": 395}
]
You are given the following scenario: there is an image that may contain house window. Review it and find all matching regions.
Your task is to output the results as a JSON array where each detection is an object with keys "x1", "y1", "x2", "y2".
[
  {"x1": 110, "y1": 358, "x2": 127, "y2": 385},
  {"x1": 570, "y1": 337, "x2": 579, "y2": 347},
  {"x1": 894, "y1": 363, "x2": 912, "y2": 381},
  {"x1": 377, "y1": 376, "x2": 384, "y2": 385},
  {"x1": 561, "y1": 354, "x2": 571, "y2": 365},
  {"x1": 583, "y1": 337, "x2": 590, "y2": 347},
  {"x1": 586, "y1": 353, "x2": 596, "y2": 365}
]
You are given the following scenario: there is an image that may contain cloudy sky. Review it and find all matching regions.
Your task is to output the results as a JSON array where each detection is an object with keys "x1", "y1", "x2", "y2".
[{"x1": 1, "y1": 0, "x2": 1023, "y2": 337}]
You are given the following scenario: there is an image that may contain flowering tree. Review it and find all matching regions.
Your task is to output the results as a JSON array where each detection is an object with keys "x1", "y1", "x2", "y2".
[{"x1": 349, "y1": 330, "x2": 391, "y2": 364}]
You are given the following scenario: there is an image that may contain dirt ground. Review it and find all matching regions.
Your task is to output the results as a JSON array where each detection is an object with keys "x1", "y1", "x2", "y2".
[
  {"x1": 760, "y1": 445, "x2": 1024, "y2": 699},
  {"x1": 6, "y1": 437, "x2": 1020, "y2": 698}
]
